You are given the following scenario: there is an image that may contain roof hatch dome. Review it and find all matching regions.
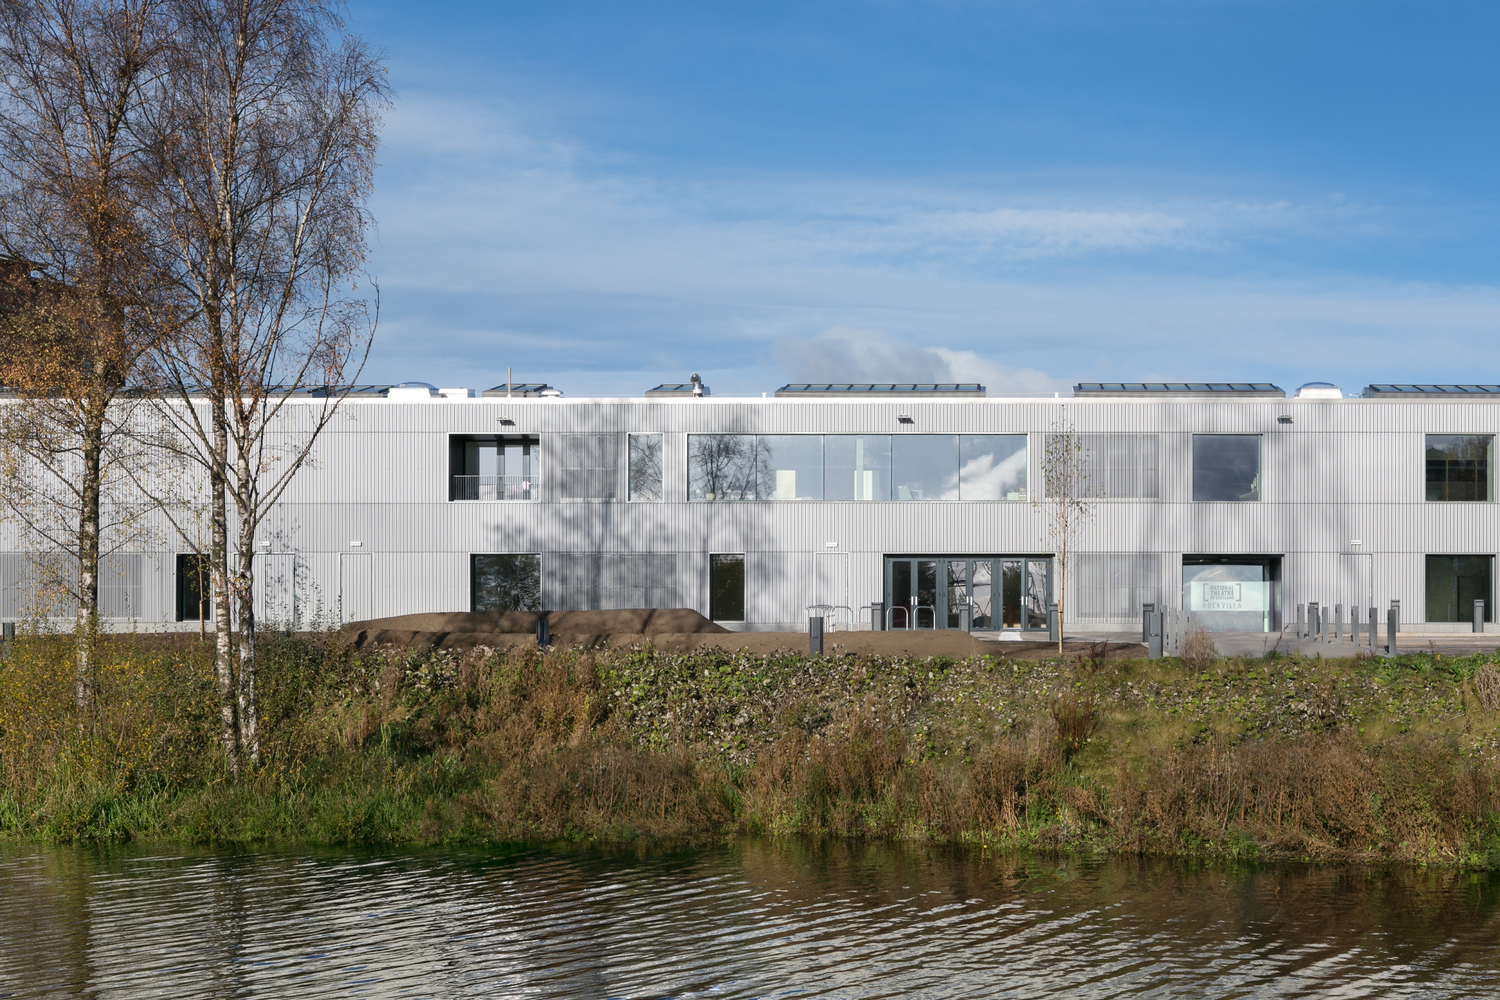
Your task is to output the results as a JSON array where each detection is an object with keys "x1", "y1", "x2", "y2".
[{"x1": 1295, "y1": 382, "x2": 1342, "y2": 399}]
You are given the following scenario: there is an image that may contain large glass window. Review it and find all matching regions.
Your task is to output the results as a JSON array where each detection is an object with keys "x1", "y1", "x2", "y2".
[
  {"x1": 628, "y1": 433, "x2": 663, "y2": 501},
  {"x1": 958, "y1": 435, "x2": 1028, "y2": 500},
  {"x1": 710, "y1": 553, "x2": 745, "y2": 621},
  {"x1": 1192, "y1": 434, "x2": 1260, "y2": 501},
  {"x1": 688, "y1": 435, "x2": 763, "y2": 501},
  {"x1": 759, "y1": 435, "x2": 823, "y2": 500},
  {"x1": 892, "y1": 435, "x2": 961, "y2": 500},
  {"x1": 824, "y1": 435, "x2": 891, "y2": 500},
  {"x1": 1426, "y1": 435, "x2": 1492, "y2": 501},
  {"x1": 1425, "y1": 555, "x2": 1492, "y2": 622},
  {"x1": 471, "y1": 554, "x2": 540, "y2": 612},
  {"x1": 690, "y1": 433, "x2": 1027, "y2": 501}
]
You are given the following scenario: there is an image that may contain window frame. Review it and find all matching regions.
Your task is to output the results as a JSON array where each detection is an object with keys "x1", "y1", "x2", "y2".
[
  {"x1": 1425, "y1": 434, "x2": 1494, "y2": 503},
  {"x1": 1191, "y1": 433, "x2": 1262, "y2": 503},
  {"x1": 627, "y1": 432, "x2": 664, "y2": 502},
  {"x1": 449, "y1": 433, "x2": 541, "y2": 502},
  {"x1": 470, "y1": 553, "x2": 542, "y2": 612},
  {"x1": 709, "y1": 552, "x2": 746, "y2": 622}
]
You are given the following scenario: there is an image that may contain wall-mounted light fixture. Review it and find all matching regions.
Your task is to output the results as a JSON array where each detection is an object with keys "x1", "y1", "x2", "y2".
[
  {"x1": 350, "y1": 540, "x2": 363, "y2": 548},
  {"x1": 897, "y1": 414, "x2": 914, "y2": 424},
  {"x1": 497, "y1": 417, "x2": 515, "y2": 426},
  {"x1": 1276, "y1": 415, "x2": 1293, "y2": 424}
]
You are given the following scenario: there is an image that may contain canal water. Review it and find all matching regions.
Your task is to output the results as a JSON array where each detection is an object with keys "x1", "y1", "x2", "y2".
[{"x1": 1, "y1": 839, "x2": 1497, "y2": 998}]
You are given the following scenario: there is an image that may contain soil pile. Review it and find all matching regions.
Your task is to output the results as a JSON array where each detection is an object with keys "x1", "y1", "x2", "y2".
[
  {"x1": 341, "y1": 610, "x2": 1137, "y2": 658},
  {"x1": 342, "y1": 608, "x2": 728, "y2": 652}
]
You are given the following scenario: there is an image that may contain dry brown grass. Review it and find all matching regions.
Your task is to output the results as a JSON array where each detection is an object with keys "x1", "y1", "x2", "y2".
[
  {"x1": 1180, "y1": 626, "x2": 1218, "y2": 671},
  {"x1": 1105, "y1": 732, "x2": 1500, "y2": 861}
]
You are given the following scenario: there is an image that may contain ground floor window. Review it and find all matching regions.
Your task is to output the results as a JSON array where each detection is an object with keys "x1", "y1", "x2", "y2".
[
  {"x1": 471, "y1": 554, "x2": 541, "y2": 612},
  {"x1": 710, "y1": 554, "x2": 745, "y2": 621},
  {"x1": 176, "y1": 553, "x2": 211, "y2": 621},
  {"x1": 1181, "y1": 555, "x2": 1280, "y2": 632},
  {"x1": 1425, "y1": 555, "x2": 1491, "y2": 622}
]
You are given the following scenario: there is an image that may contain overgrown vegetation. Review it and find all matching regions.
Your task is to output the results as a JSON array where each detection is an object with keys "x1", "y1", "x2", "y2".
[{"x1": 2, "y1": 628, "x2": 1499, "y2": 867}]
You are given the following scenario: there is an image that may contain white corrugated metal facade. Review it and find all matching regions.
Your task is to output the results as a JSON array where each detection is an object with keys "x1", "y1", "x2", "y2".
[{"x1": 4, "y1": 384, "x2": 1500, "y2": 632}]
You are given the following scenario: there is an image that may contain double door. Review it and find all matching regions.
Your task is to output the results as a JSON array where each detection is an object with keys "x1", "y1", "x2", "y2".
[{"x1": 885, "y1": 556, "x2": 1051, "y2": 631}]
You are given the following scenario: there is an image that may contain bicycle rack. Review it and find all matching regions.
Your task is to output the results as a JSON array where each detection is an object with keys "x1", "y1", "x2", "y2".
[
  {"x1": 886, "y1": 604, "x2": 936, "y2": 630},
  {"x1": 805, "y1": 604, "x2": 853, "y2": 632}
]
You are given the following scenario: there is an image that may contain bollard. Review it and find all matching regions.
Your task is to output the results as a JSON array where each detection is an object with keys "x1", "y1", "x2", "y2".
[
  {"x1": 1047, "y1": 602, "x2": 1059, "y2": 643},
  {"x1": 1297, "y1": 603, "x2": 1305, "y2": 639},
  {"x1": 1392, "y1": 599, "x2": 1400, "y2": 633},
  {"x1": 1368, "y1": 607, "x2": 1377, "y2": 647},
  {"x1": 1310, "y1": 602, "x2": 1320, "y2": 640},
  {"x1": 1147, "y1": 611, "x2": 1164, "y2": 659},
  {"x1": 870, "y1": 601, "x2": 885, "y2": 632},
  {"x1": 0, "y1": 621, "x2": 11, "y2": 659},
  {"x1": 1386, "y1": 606, "x2": 1398, "y2": 657},
  {"x1": 535, "y1": 614, "x2": 550, "y2": 648},
  {"x1": 1334, "y1": 604, "x2": 1343, "y2": 642},
  {"x1": 1475, "y1": 599, "x2": 1486, "y2": 634},
  {"x1": 809, "y1": 615, "x2": 824, "y2": 655},
  {"x1": 1142, "y1": 602, "x2": 1156, "y2": 644}
]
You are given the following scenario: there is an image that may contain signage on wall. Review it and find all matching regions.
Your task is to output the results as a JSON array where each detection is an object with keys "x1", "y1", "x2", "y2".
[{"x1": 1189, "y1": 581, "x2": 1267, "y2": 612}]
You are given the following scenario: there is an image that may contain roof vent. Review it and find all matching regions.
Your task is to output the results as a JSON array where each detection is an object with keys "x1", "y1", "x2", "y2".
[
  {"x1": 1295, "y1": 382, "x2": 1342, "y2": 399},
  {"x1": 387, "y1": 381, "x2": 438, "y2": 401}
]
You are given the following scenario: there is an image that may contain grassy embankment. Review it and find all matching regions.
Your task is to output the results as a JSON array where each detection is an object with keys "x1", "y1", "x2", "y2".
[{"x1": 2, "y1": 628, "x2": 1499, "y2": 866}]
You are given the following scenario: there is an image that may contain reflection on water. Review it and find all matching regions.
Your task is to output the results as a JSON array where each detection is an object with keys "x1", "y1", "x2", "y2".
[{"x1": 2, "y1": 839, "x2": 1498, "y2": 998}]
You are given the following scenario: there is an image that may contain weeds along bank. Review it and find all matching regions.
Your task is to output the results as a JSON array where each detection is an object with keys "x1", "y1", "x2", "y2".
[{"x1": 1, "y1": 630, "x2": 1499, "y2": 866}]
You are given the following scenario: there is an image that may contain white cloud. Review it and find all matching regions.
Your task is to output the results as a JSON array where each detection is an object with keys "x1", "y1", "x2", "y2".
[{"x1": 777, "y1": 326, "x2": 1069, "y2": 394}]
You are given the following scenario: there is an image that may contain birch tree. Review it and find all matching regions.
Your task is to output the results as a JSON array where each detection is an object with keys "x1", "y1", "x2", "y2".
[
  {"x1": 1037, "y1": 414, "x2": 1099, "y2": 655},
  {"x1": 0, "y1": 0, "x2": 167, "y2": 713},
  {"x1": 143, "y1": 0, "x2": 385, "y2": 771}
]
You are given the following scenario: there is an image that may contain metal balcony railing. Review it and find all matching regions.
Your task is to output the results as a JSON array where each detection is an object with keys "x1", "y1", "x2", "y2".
[{"x1": 451, "y1": 475, "x2": 536, "y2": 501}]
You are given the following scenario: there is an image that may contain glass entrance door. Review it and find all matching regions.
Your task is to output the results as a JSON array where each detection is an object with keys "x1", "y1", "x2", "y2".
[
  {"x1": 888, "y1": 558, "x2": 939, "y2": 628},
  {"x1": 886, "y1": 556, "x2": 1051, "y2": 631}
]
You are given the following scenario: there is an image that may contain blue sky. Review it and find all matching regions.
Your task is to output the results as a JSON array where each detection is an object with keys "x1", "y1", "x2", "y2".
[{"x1": 349, "y1": 0, "x2": 1500, "y2": 396}]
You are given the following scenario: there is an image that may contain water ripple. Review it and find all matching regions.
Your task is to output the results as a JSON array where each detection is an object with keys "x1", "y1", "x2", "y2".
[{"x1": 2, "y1": 842, "x2": 1499, "y2": 998}]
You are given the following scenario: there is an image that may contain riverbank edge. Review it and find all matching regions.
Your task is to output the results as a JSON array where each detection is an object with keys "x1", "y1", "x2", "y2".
[{"x1": 2, "y1": 635, "x2": 1499, "y2": 868}]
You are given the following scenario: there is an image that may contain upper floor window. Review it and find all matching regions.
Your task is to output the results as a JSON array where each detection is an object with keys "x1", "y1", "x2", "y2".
[
  {"x1": 450, "y1": 435, "x2": 538, "y2": 501},
  {"x1": 628, "y1": 433, "x2": 663, "y2": 501},
  {"x1": 1192, "y1": 434, "x2": 1260, "y2": 501},
  {"x1": 687, "y1": 433, "x2": 1026, "y2": 501},
  {"x1": 1426, "y1": 435, "x2": 1492, "y2": 501}
]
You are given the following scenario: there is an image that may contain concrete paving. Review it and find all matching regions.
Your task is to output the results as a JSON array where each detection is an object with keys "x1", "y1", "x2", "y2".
[{"x1": 1045, "y1": 629, "x2": 1500, "y2": 658}]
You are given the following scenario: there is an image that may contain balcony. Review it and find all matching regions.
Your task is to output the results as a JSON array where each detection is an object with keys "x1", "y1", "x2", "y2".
[{"x1": 451, "y1": 475, "x2": 536, "y2": 501}]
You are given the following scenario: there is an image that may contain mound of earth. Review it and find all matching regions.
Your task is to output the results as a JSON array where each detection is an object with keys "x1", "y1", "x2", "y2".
[{"x1": 342, "y1": 608, "x2": 728, "y2": 652}]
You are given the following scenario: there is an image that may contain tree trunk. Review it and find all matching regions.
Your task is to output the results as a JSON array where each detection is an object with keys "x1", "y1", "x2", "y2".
[
  {"x1": 74, "y1": 390, "x2": 105, "y2": 719},
  {"x1": 210, "y1": 401, "x2": 238, "y2": 774},
  {"x1": 235, "y1": 502, "x2": 260, "y2": 768}
]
